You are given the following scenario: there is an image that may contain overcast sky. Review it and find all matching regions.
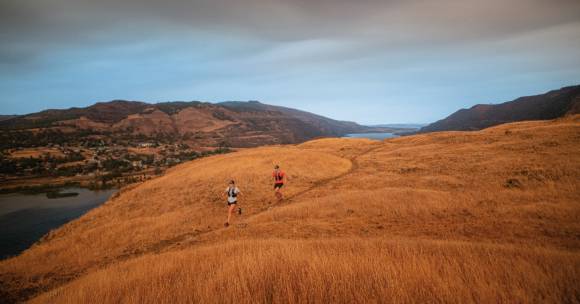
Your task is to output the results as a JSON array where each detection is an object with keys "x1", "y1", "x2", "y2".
[{"x1": 1, "y1": 0, "x2": 579, "y2": 124}]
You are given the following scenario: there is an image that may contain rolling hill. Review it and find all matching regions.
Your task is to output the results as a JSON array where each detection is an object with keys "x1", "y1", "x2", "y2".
[
  {"x1": 0, "y1": 115, "x2": 578, "y2": 303},
  {"x1": 419, "y1": 85, "x2": 580, "y2": 133},
  {"x1": 0, "y1": 100, "x2": 370, "y2": 148}
]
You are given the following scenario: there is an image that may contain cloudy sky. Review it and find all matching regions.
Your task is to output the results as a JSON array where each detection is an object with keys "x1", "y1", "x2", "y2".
[{"x1": 1, "y1": 0, "x2": 579, "y2": 124}]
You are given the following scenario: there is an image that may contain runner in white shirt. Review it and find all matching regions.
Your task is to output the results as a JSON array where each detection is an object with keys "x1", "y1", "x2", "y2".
[{"x1": 224, "y1": 180, "x2": 242, "y2": 227}]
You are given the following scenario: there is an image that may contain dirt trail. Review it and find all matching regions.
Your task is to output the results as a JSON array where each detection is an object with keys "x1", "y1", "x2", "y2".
[{"x1": 253, "y1": 143, "x2": 385, "y2": 211}]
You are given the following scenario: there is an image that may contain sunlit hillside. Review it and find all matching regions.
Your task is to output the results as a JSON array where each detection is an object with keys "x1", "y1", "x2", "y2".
[{"x1": 1, "y1": 116, "x2": 579, "y2": 303}]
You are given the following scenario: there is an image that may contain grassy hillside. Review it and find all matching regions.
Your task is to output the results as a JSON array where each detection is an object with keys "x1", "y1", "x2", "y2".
[{"x1": 1, "y1": 116, "x2": 579, "y2": 303}]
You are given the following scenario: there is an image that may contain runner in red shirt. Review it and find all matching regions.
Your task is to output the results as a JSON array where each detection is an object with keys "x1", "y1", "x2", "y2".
[{"x1": 272, "y1": 165, "x2": 286, "y2": 201}]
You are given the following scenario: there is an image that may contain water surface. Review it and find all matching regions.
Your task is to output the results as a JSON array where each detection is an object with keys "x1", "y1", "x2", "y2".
[
  {"x1": 343, "y1": 132, "x2": 400, "y2": 140},
  {"x1": 0, "y1": 187, "x2": 116, "y2": 259}
]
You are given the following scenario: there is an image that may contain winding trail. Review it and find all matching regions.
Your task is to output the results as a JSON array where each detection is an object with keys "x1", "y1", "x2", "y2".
[{"x1": 252, "y1": 143, "x2": 385, "y2": 212}]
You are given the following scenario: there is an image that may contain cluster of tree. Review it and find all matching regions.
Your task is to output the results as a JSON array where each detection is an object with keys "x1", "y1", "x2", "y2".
[
  {"x1": 126, "y1": 153, "x2": 155, "y2": 163},
  {"x1": 0, "y1": 152, "x2": 86, "y2": 176},
  {"x1": 0, "y1": 129, "x2": 108, "y2": 149},
  {"x1": 47, "y1": 151, "x2": 85, "y2": 164},
  {"x1": 173, "y1": 147, "x2": 231, "y2": 163},
  {"x1": 54, "y1": 164, "x2": 85, "y2": 177},
  {"x1": 0, "y1": 157, "x2": 22, "y2": 174},
  {"x1": 0, "y1": 127, "x2": 184, "y2": 150},
  {"x1": 0, "y1": 145, "x2": 232, "y2": 192}
]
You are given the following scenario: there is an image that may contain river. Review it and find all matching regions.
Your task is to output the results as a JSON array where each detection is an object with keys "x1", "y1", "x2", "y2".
[
  {"x1": 343, "y1": 132, "x2": 400, "y2": 140},
  {"x1": 0, "y1": 187, "x2": 116, "y2": 259}
]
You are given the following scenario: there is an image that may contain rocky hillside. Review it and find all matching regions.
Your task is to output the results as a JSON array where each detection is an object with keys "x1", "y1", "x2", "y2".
[
  {"x1": 0, "y1": 100, "x2": 369, "y2": 148},
  {"x1": 419, "y1": 85, "x2": 580, "y2": 133},
  {"x1": 1, "y1": 115, "x2": 578, "y2": 303}
]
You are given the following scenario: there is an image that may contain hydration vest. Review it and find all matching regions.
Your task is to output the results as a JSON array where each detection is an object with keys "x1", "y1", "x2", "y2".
[
  {"x1": 228, "y1": 187, "x2": 238, "y2": 198},
  {"x1": 275, "y1": 171, "x2": 284, "y2": 183}
]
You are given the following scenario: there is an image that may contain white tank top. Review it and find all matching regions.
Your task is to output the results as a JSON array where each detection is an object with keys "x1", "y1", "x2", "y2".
[{"x1": 226, "y1": 187, "x2": 239, "y2": 203}]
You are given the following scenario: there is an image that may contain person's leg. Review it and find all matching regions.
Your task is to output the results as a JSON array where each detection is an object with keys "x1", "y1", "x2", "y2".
[
  {"x1": 227, "y1": 204, "x2": 236, "y2": 225},
  {"x1": 275, "y1": 186, "x2": 283, "y2": 201}
]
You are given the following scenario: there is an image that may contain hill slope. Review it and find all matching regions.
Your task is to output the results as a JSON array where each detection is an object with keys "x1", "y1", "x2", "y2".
[
  {"x1": 0, "y1": 100, "x2": 368, "y2": 148},
  {"x1": 0, "y1": 115, "x2": 18, "y2": 122},
  {"x1": 419, "y1": 85, "x2": 580, "y2": 133},
  {"x1": 1, "y1": 116, "x2": 579, "y2": 303}
]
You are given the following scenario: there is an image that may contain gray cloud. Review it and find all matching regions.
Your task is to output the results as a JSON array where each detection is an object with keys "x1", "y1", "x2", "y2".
[
  {"x1": 1, "y1": 0, "x2": 579, "y2": 122},
  {"x1": 3, "y1": 0, "x2": 580, "y2": 60}
]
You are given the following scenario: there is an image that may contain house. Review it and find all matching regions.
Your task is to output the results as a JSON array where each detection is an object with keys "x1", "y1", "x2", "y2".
[{"x1": 138, "y1": 142, "x2": 155, "y2": 148}]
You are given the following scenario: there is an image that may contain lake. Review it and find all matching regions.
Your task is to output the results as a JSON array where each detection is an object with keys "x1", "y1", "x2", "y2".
[
  {"x1": 0, "y1": 187, "x2": 116, "y2": 259},
  {"x1": 343, "y1": 132, "x2": 400, "y2": 140}
]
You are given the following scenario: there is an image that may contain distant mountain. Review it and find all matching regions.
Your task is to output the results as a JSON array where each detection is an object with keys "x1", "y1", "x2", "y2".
[
  {"x1": 419, "y1": 85, "x2": 580, "y2": 133},
  {"x1": 0, "y1": 100, "x2": 371, "y2": 148},
  {"x1": 217, "y1": 101, "x2": 364, "y2": 138}
]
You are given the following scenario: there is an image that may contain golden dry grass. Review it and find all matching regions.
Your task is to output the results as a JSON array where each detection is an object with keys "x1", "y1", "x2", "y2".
[
  {"x1": 30, "y1": 239, "x2": 580, "y2": 304},
  {"x1": 1, "y1": 116, "x2": 579, "y2": 303}
]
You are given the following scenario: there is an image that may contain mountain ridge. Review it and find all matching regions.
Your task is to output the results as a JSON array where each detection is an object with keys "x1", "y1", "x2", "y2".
[
  {"x1": 0, "y1": 100, "x2": 372, "y2": 148},
  {"x1": 419, "y1": 85, "x2": 580, "y2": 133}
]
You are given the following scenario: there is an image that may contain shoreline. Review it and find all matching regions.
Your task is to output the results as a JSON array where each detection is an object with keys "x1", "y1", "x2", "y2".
[{"x1": 0, "y1": 174, "x2": 136, "y2": 195}]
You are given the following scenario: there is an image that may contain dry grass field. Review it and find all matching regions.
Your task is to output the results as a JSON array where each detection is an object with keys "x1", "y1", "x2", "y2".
[{"x1": 1, "y1": 116, "x2": 579, "y2": 303}]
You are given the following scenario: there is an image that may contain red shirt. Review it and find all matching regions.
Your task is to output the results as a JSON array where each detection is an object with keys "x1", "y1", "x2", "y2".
[{"x1": 273, "y1": 170, "x2": 285, "y2": 184}]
